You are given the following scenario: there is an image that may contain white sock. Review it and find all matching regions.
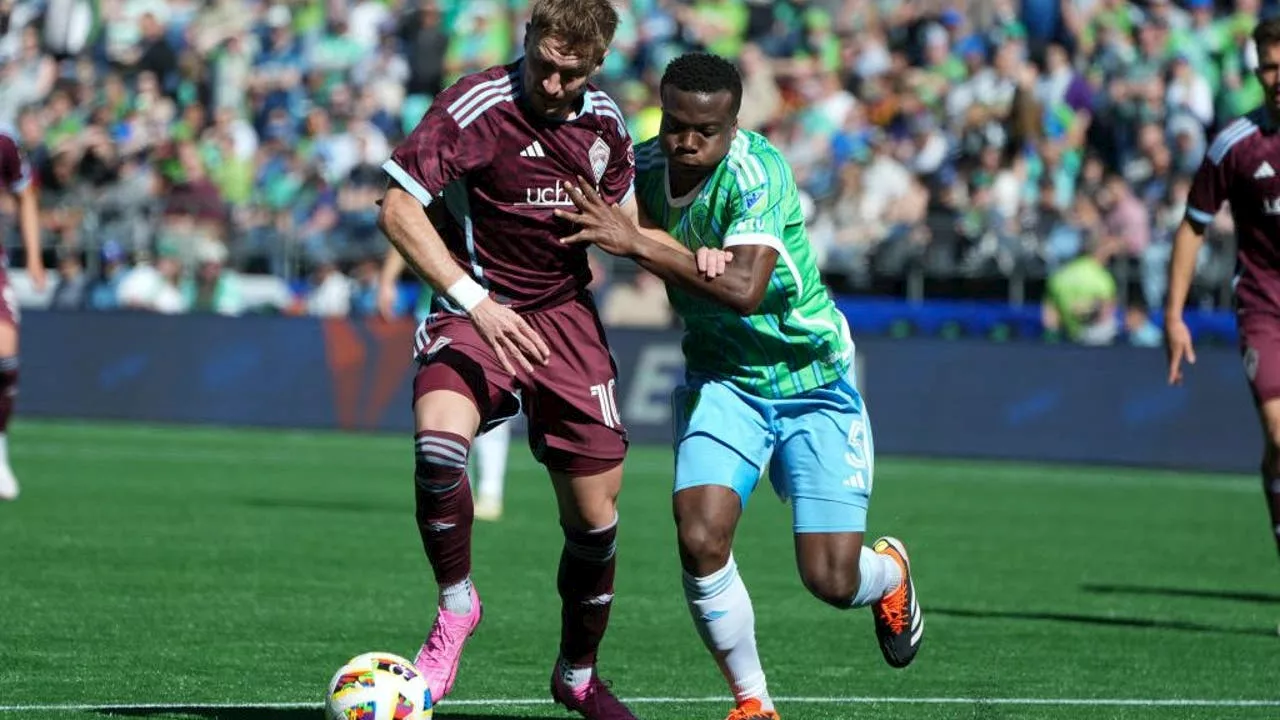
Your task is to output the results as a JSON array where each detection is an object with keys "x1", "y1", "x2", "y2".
[
  {"x1": 851, "y1": 546, "x2": 903, "y2": 607},
  {"x1": 556, "y1": 656, "x2": 594, "y2": 689},
  {"x1": 0, "y1": 433, "x2": 10, "y2": 468},
  {"x1": 440, "y1": 577, "x2": 473, "y2": 615},
  {"x1": 684, "y1": 556, "x2": 772, "y2": 710},
  {"x1": 473, "y1": 424, "x2": 510, "y2": 503}
]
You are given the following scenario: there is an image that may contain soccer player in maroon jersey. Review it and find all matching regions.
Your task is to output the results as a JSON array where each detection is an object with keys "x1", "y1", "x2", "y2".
[
  {"x1": 1167, "y1": 17, "x2": 1280, "y2": 561},
  {"x1": 376, "y1": 1, "x2": 688, "y2": 716},
  {"x1": 0, "y1": 128, "x2": 47, "y2": 501}
]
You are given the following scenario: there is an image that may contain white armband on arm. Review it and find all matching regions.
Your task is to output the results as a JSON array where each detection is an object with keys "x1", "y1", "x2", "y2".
[{"x1": 445, "y1": 276, "x2": 488, "y2": 312}]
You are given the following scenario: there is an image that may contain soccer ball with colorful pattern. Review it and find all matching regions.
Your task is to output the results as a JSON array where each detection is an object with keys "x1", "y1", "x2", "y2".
[{"x1": 324, "y1": 652, "x2": 434, "y2": 720}]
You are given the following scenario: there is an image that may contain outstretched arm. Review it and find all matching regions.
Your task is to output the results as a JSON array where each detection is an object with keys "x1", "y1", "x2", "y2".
[{"x1": 558, "y1": 179, "x2": 773, "y2": 315}]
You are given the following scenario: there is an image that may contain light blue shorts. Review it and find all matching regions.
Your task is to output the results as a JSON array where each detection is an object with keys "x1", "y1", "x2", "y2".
[{"x1": 671, "y1": 373, "x2": 874, "y2": 533}]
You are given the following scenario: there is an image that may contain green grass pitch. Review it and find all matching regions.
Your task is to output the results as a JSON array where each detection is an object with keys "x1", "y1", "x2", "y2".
[{"x1": 1, "y1": 419, "x2": 1278, "y2": 719}]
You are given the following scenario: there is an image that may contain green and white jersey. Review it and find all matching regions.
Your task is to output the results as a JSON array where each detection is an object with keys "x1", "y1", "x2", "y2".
[{"x1": 634, "y1": 130, "x2": 854, "y2": 399}]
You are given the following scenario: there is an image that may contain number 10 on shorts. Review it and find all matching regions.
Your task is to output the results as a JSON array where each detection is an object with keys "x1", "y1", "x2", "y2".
[{"x1": 591, "y1": 380, "x2": 622, "y2": 428}]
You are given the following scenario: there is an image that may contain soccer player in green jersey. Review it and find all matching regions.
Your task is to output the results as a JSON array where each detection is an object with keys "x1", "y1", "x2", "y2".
[{"x1": 557, "y1": 53, "x2": 923, "y2": 720}]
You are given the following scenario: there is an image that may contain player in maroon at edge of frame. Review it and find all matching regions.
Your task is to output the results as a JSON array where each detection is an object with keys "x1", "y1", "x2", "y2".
[
  {"x1": 0, "y1": 128, "x2": 48, "y2": 501},
  {"x1": 1167, "y1": 17, "x2": 1280, "y2": 563},
  {"x1": 375, "y1": 0, "x2": 712, "y2": 716}
]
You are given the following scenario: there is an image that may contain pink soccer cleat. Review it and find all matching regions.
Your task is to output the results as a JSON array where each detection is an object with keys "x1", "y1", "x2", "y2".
[
  {"x1": 550, "y1": 667, "x2": 639, "y2": 720},
  {"x1": 413, "y1": 584, "x2": 483, "y2": 703}
]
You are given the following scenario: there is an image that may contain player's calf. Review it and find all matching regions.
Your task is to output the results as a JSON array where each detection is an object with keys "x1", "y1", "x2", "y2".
[
  {"x1": 557, "y1": 518, "x2": 618, "y2": 672},
  {"x1": 414, "y1": 430, "x2": 475, "y2": 600},
  {"x1": 1257, "y1": 399, "x2": 1280, "y2": 557},
  {"x1": 795, "y1": 533, "x2": 879, "y2": 610},
  {"x1": 797, "y1": 545, "x2": 863, "y2": 609},
  {"x1": 546, "y1": 458, "x2": 624, "y2": 683},
  {"x1": 675, "y1": 488, "x2": 773, "y2": 716},
  {"x1": 1260, "y1": 453, "x2": 1280, "y2": 558},
  {"x1": 412, "y1": 430, "x2": 483, "y2": 702},
  {"x1": 551, "y1": 517, "x2": 640, "y2": 720},
  {"x1": 0, "y1": 356, "x2": 20, "y2": 502},
  {"x1": 684, "y1": 555, "x2": 774, "y2": 716},
  {"x1": 0, "y1": 356, "x2": 18, "y2": 430}
]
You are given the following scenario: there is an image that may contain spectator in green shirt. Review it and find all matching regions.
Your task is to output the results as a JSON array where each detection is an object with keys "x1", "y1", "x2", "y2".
[{"x1": 1043, "y1": 236, "x2": 1120, "y2": 345}]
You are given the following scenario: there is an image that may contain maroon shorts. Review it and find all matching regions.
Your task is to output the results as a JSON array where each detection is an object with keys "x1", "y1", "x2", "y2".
[
  {"x1": 1239, "y1": 311, "x2": 1280, "y2": 402},
  {"x1": 0, "y1": 268, "x2": 18, "y2": 328},
  {"x1": 412, "y1": 294, "x2": 626, "y2": 475}
]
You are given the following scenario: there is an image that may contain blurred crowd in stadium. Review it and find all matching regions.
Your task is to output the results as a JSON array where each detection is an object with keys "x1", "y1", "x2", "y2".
[{"x1": 0, "y1": 0, "x2": 1256, "y2": 338}]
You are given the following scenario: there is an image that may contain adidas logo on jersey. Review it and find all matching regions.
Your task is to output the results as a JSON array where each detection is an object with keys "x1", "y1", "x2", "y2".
[
  {"x1": 520, "y1": 141, "x2": 547, "y2": 158},
  {"x1": 1256, "y1": 162, "x2": 1276, "y2": 179}
]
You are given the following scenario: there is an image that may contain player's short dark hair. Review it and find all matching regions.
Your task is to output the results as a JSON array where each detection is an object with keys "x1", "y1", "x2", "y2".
[
  {"x1": 1255, "y1": 17, "x2": 1280, "y2": 55},
  {"x1": 660, "y1": 52, "x2": 744, "y2": 115},
  {"x1": 528, "y1": 0, "x2": 619, "y2": 62}
]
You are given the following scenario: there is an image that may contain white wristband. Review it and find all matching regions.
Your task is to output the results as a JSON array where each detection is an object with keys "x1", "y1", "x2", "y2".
[{"x1": 445, "y1": 276, "x2": 488, "y2": 312}]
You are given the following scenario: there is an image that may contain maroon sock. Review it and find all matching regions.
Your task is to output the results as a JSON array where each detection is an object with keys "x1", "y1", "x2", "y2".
[
  {"x1": 414, "y1": 431, "x2": 474, "y2": 589},
  {"x1": 1264, "y1": 473, "x2": 1280, "y2": 558},
  {"x1": 0, "y1": 358, "x2": 18, "y2": 433},
  {"x1": 558, "y1": 519, "x2": 618, "y2": 667}
]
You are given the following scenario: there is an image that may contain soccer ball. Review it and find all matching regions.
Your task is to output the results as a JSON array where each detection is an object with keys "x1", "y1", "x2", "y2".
[{"x1": 324, "y1": 652, "x2": 434, "y2": 720}]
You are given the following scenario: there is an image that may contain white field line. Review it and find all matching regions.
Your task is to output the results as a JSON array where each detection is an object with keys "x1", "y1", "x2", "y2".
[{"x1": 3, "y1": 696, "x2": 1280, "y2": 712}]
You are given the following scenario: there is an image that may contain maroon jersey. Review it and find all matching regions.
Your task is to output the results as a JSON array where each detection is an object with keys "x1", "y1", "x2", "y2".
[
  {"x1": 384, "y1": 60, "x2": 635, "y2": 312},
  {"x1": 0, "y1": 129, "x2": 32, "y2": 196},
  {"x1": 1187, "y1": 108, "x2": 1280, "y2": 313}
]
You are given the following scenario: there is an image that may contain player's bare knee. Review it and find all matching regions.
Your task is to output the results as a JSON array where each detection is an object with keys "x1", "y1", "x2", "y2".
[
  {"x1": 549, "y1": 460, "x2": 623, "y2": 530},
  {"x1": 566, "y1": 495, "x2": 620, "y2": 532},
  {"x1": 676, "y1": 517, "x2": 733, "y2": 574},
  {"x1": 1265, "y1": 440, "x2": 1280, "y2": 475},
  {"x1": 0, "y1": 322, "x2": 18, "y2": 358},
  {"x1": 1259, "y1": 398, "x2": 1280, "y2": 454},
  {"x1": 1261, "y1": 435, "x2": 1280, "y2": 478},
  {"x1": 414, "y1": 390, "x2": 481, "y2": 439},
  {"x1": 1265, "y1": 428, "x2": 1280, "y2": 463}
]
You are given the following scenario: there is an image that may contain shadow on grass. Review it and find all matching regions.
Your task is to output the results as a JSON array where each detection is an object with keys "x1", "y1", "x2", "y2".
[
  {"x1": 1081, "y1": 583, "x2": 1280, "y2": 605},
  {"x1": 933, "y1": 606, "x2": 1276, "y2": 637}
]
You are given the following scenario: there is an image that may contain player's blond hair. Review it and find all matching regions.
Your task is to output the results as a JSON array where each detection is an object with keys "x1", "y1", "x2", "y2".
[{"x1": 528, "y1": 0, "x2": 619, "y2": 63}]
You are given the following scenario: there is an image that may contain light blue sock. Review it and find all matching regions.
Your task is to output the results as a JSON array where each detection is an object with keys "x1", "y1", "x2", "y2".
[{"x1": 684, "y1": 555, "x2": 773, "y2": 709}]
